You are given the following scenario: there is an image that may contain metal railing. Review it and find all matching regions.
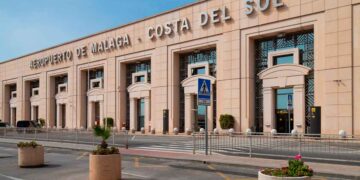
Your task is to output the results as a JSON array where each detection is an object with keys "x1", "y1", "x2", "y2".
[
  {"x1": 193, "y1": 132, "x2": 360, "y2": 163},
  {"x1": 0, "y1": 127, "x2": 129, "y2": 148}
]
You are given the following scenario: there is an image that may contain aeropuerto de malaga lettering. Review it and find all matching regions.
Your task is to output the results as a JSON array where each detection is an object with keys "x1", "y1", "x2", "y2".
[
  {"x1": 30, "y1": 5, "x2": 237, "y2": 69},
  {"x1": 30, "y1": 50, "x2": 73, "y2": 69},
  {"x1": 30, "y1": 34, "x2": 130, "y2": 69}
]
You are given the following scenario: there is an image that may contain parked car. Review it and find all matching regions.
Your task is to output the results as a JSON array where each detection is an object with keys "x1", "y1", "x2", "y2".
[
  {"x1": 0, "y1": 122, "x2": 9, "y2": 136},
  {"x1": 0, "y1": 122, "x2": 9, "y2": 127},
  {"x1": 17, "y1": 120, "x2": 39, "y2": 128},
  {"x1": 16, "y1": 120, "x2": 41, "y2": 133}
]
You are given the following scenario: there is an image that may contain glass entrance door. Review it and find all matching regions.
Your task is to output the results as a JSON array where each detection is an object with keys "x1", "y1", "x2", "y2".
[
  {"x1": 94, "y1": 102, "x2": 100, "y2": 126},
  {"x1": 193, "y1": 95, "x2": 206, "y2": 130},
  {"x1": 137, "y1": 98, "x2": 145, "y2": 131},
  {"x1": 275, "y1": 88, "x2": 293, "y2": 133}
]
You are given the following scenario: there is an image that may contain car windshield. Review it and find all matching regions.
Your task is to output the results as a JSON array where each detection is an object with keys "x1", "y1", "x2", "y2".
[{"x1": 17, "y1": 121, "x2": 30, "y2": 127}]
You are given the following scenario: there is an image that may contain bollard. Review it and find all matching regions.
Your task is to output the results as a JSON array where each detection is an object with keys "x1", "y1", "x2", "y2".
[
  {"x1": 298, "y1": 136, "x2": 301, "y2": 155},
  {"x1": 209, "y1": 134, "x2": 212, "y2": 155},
  {"x1": 112, "y1": 128, "x2": 115, "y2": 146},
  {"x1": 249, "y1": 135, "x2": 252, "y2": 158},
  {"x1": 76, "y1": 129, "x2": 79, "y2": 144},
  {"x1": 192, "y1": 133, "x2": 195, "y2": 155},
  {"x1": 126, "y1": 131, "x2": 129, "y2": 149},
  {"x1": 34, "y1": 128, "x2": 37, "y2": 140}
]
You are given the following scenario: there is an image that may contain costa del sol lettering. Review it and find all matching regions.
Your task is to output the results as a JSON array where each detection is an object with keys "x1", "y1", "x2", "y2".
[
  {"x1": 147, "y1": 18, "x2": 190, "y2": 40},
  {"x1": 147, "y1": 6, "x2": 231, "y2": 40},
  {"x1": 30, "y1": 50, "x2": 72, "y2": 69},
  {"x1": 244, "y1": 0, "x2": 284, "y2": 15}
]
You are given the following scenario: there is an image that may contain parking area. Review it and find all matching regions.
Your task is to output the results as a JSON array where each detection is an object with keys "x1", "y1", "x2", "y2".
[{"x1": 0, "y1": 143, "x2": 259, "y2": 180}]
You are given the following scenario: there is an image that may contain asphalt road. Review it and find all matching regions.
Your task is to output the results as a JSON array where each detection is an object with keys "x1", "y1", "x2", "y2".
[
  {"x1": 0, "y1": 143, "x2": 259, "y2": 180},
  {"x1": 2, "y1": 129, "x2": 360, "y2": 165}
]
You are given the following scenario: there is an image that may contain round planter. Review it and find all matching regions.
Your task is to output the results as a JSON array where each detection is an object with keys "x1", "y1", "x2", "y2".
[
  {"x1": 89, "y1": 153, "x2": 121, "y2": 180},
  {"x1": 18, "y1": 146, "x2": 44, "y2": 167},
  {"x1": 258, "y1": 171, "x2": 311, "y2": 180}
]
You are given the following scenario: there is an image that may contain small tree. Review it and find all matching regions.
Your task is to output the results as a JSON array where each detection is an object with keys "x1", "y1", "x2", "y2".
[
  {"x1": 38, "y1": 118, "x2": 45, "y2": 127},
  {"x1": 219, "y1": 114, "x2": 235, "y2": 129},
  {"x1": 93, "y1": 125, "x2": 111, "y2": 149},
  {"x1": 103, "y1": 117, "x2": 114, "y2": 128}
]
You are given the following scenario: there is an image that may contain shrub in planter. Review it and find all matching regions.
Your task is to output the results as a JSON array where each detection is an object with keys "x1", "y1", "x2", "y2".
[
  {"x1": 90, "y1": 125, "x2": 121, "y2": 180},
  {"x1": 259, "y1": 154, "x2": 313, "y2": 180},
  {"x1": 103, "y1": 117, "x2": 114, "y2": 128},
  {"x1": 17, "y1": 141, "x2": 44, "y2": 167},
  {"x1": 219, "y1": 114, "x2": 235, "y2": 129}
]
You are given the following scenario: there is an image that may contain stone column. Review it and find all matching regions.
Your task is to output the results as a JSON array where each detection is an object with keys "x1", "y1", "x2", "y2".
[
  {"x1": 129, "y1": 98, "x2": 137, "y2": 131},
  {"x1": 294, "y1": 85, "x2": 305, "y2": 133},
  {"x1": 263, "y1": 87, "x2": 275, "y2": 132},
  {"x1": 30, "y1": 105, "x2": 34, "y2": 120},
  {"x1": 184, "y1": 93, "x2": 194, "y2": 131},
  {"x1": 144, "y1": 97, "x2": 151, "y2": 132},
  {"x1": 207, "y1": 95, "x2": 213, "y2": 131},
  {"x1": 99, "y1": 101, "x2": 104, "y2": 127},
  {"x1": 56, "y1": 104, "x2": 62, "y2": 128},
  {"x1": 10, "y1": 108, "x2": 14, "y2": 127},
  {"x1": 87, "y1": 102, "x2": 94, "y2": 129}
]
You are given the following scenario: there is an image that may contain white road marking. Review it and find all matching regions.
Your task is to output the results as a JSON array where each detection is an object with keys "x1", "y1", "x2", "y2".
[
  {"x1": 0, "y1": 173, "x2": 24, "y2": 180},
  {"x1": 131, "y1": 135, "x2": 136, "y2": 141},
  {"x1": 122, "y1": 171, "x2": 147, "y2": 179}
]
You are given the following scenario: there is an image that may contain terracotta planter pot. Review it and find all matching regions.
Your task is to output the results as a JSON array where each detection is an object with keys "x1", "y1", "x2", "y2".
[
  {"x1": 89, "y1": 153, "x2": 121, "y2": 180},
  {"x1": 18, "y1": 146, "x2": 44, "y2": 167},
  {"x1": 258, "y1": 171, "x2": 311, "y2": 180}
]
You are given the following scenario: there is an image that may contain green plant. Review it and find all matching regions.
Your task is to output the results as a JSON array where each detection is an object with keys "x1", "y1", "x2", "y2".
[
  {"x1": 262, "y1": 154, "x2": 313, "y2": 177},
  {"x1": 219, "y1": 114, "x2": 235, "y2": 129},
  {"x1": 17, "y1": 141, "x2": 39, "y2": 148},
  {"x1": 103, "y1": 117, "x2": 114, "y2": 128},
  {"x1": 93, "y1": 125, "x2": 111, "y2": 149},
  {"x1": 38, "y1": 118, "x2": 45, "y2": 127},
  {"x1": 92, "y1": 125, "x2": 119, "y2": 155}
]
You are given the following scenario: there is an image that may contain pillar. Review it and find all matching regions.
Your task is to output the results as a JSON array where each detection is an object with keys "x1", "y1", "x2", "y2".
[
  {"x1": 129, "y1": 98, "x2": 137, "y2": 130},
  {"x1": 10, "y1": 108, "x2": 15, "y2": 127},
  {"x1": 31, "y1": 105, "x2": 34, "y2": 120},
  {"x1": 87, "y1": 102, "x2": 94, "y2": 129},
  {"x1": 207, "y1": 94, "x2": 214, "y2": 131},
  {"x1": 184, "y1": 93, "x2": 194, "y2": 131},
  {"x1": 144, "y1": 97, "x2": 151, "y2": 132},
  {"x1": 294, "y1": 85, "x2": 305, "y2": 133},
  {"x1": 263, "y1": 87, "x2": 275, "y2": 132},
  {"x1": 99, "y1": 101, "x2": 104, "y2": 127},
  {"x1": 56, "y1": 104, "x2": 61, "y2": 128}
]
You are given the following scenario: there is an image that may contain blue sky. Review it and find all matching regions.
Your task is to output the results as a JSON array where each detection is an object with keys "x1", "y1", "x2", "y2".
[{"x1": 0, "y1": 0, "x2": 195, "y2": 61}]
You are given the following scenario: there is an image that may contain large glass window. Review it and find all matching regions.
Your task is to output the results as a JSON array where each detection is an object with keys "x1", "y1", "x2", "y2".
[
  {"x1": 191, "y1": 67, "x2": 206, "y2": 75},
  {"x1": 89, "y1": 69, "x2": 103, "y2": 80},
  {"x1": 273, "y1": 54, "x2": 293, "y2": 65},
  {"x1": 55, "y1": 75, "x2": 68, "y2": 94},
  {"x1": 125, "y1": 60, "x2": 151, "y2": 130},
  {"x1": 179, "y1": 49, "x2": 217, "y2": 132},
  {"x1": 254, "y1": 30, "x2": 314, "y2": 132}
]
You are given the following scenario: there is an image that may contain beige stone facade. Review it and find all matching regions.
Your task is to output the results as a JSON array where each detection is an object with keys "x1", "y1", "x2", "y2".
[{"x1": 1, "y1": 0, "x2": 359, "y2": 136}]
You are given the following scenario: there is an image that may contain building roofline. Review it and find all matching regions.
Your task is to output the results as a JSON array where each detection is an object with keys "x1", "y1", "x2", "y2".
[{"x1": 0, "y1": 0, "x2": 205, "y2": 64}]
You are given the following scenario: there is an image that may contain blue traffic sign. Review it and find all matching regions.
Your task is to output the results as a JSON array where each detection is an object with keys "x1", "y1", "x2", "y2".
[
  {"x1": 288, "y1": 94, "x2": 293, "y2": 109},
  {"x1": 198, "y1": 78, "x2": 211, "y2": 106}
]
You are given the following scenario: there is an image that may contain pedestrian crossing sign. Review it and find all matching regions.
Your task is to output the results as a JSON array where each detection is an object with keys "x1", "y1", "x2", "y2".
[{"x1": 198, "y1": 78, "x2": 211, "y2": 106}]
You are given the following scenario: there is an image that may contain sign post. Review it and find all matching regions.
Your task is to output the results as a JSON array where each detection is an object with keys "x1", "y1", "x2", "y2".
[
  {"x1": 287, "y1": 94, "x2": 293, "y2": 134},
  {"x1": 198, "y1": 78, "x2": 211, "y2": 155}
]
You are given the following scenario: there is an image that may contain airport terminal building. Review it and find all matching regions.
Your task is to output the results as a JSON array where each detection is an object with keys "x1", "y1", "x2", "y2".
[{"x1": 1, "y1": 0, "x2": 360, "y2": 136}]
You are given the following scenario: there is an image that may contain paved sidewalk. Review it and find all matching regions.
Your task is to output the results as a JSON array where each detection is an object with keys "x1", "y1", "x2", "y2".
[{"x1": 1, "y1": 137, "x2": 359, "y2": 178}]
